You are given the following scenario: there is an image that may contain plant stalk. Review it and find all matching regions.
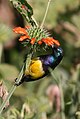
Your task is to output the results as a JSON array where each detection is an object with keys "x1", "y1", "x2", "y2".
[
  {"x1": 40, "y1": 0, "x2": 52, "y2": 28},
  {"x1": 0, "y1": 54, "x2": 32, "y2": 114},
  {"x1": 0, "y1": 0, "x2": 52, "y2": 115},
  {"x1": 0, "y1": 0, "x2": 37, "y2": 115},
  {"x1": 31, "y1": 16, "x2": 39, "y2": 27}
]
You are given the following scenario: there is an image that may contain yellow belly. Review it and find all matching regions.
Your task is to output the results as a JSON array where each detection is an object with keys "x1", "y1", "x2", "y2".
[{"x1": 25, "y1": 59, "x2": 45, "y2": 79}]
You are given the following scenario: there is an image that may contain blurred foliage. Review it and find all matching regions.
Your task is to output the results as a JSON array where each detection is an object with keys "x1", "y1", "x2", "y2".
[
  {"x1": 0, "y1": 23, "x2": 18, "y2": 85},
  {"x1": 0, "y1": 0, "x2": 80, "y2": 119},
  {"x1": 32, "y1": 0, "x2": 79, "y2": 27},
  {"x1": 0, "y1": 24, "x2": 15, "y2": 44}
]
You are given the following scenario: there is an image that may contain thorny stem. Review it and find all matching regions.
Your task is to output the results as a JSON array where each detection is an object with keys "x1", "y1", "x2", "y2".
[
  {"x1": 0, "y1": 54, "x2": 32, "y2": 114},
  {"x1": 40, "y1": 0, "x2": 52, "y2": 28}
]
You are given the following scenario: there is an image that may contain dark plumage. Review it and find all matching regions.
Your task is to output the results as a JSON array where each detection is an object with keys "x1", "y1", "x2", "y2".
[{"x1": 16, "y1": 45, "x2": 63, "y2": 85}]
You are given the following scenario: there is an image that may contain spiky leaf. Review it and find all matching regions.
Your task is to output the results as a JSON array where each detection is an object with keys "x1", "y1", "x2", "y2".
[{"x1": 10, "y1": 0, "x2": 34, "y2": 25}]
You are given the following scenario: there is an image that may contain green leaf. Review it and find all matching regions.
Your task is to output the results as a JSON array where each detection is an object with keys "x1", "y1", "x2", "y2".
[
  {"x1": 19, "y1": 0, "x2": 33, "y2": 16},
  {"x1": 10, "y1": 0, "x2": 33, "y2": 24}
]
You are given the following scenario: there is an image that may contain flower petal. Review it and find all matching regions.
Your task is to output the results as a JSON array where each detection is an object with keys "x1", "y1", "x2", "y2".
[
  {"x1": 42, "y1": 37, "x2": 60, "y2": 46},
  {"x1": 30, "y1": 38, "x2": 36, "y2": 44},
  {"x1": 38, "y1": 40, "x2": 43, "y2": 45},
  {"x1": 13, "y1": 27, "x2": 27, "y2": 35},
  {"x1": 52, "y1": 39, "x2": 60, "y2": 46},
  {"x1": 19, "y1": 35, "x2": 30, "y2": 41}
]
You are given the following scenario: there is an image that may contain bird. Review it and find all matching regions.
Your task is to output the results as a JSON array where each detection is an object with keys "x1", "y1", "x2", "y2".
[{"x1": 15, "y1": 45, "x2": 63, "y2": 86}]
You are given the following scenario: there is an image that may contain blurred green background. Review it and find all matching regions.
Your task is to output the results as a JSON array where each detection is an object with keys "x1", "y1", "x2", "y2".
[{"x1": 0, "y1": 0, "x2": 80, "y2": 118}]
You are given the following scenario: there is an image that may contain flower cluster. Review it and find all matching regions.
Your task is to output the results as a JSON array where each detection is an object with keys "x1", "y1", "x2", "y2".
[{"x1": 13, "y1": 26, "x2": 60, "y2": 46}]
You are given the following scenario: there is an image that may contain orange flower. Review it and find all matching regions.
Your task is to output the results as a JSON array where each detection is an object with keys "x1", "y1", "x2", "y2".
[
  {"x1": 13, "y1": 27, "x2": 30, "y2": 42},
  {"x1": 13, "y1": 27, "x2": 60, "y2": 46},
  {"x1": 19, "y1": 35, "x2": 30, "y2": 41},
  {"x1": 38, "y1": 40, "x2": 43, "y2": 45},
  {"x1": 41, "y1": 37, "x2": 60, "y2": 46},
  {"x1": 13, "y1": 27, "x2": 27, "y2": 35},
  {"x1": 52, "y1": 39, "x2": 60, "y2": 46},
  {"x1": 30, "y1": 38, "x2": 36, "y2": 45}
]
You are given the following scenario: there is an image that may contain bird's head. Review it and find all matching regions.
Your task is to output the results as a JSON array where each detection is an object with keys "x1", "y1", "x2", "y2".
[{"x1": 52, "y1": 45, "x2": 63, "y2": 66}]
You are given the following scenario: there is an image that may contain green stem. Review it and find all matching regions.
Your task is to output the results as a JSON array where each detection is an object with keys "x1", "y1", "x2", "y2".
[
  {"x1": 48, "y1": 68, "x2": 59, "y2": 85},
  {"x1": 0, "y1": 54, "x2": 32, "y2": 114},
  {"x1": 31, "y1": 16, "x2": 39, "y2": 27},
  {"x1": 40, "y1": 0, "x2": 52, "y2": 28},
  {"x1": 0, "y1": 65, "x2": 24, "y2": 114},
  {"x1": 0, "y1": 85, "x2": 16, "y2": 114}
]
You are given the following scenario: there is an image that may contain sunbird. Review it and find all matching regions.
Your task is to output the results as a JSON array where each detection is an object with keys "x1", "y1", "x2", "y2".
[
  {"x1": 15, "y1": 45, "x2": 63, "y2": 86},
  {"x1": 13, "y1": 27, "x2": 63, "y2": 86}
]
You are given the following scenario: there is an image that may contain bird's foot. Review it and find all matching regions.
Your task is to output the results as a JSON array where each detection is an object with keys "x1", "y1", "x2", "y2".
[{"x1": 14, "y1": 78, "x2": 24, "y2": 86}]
